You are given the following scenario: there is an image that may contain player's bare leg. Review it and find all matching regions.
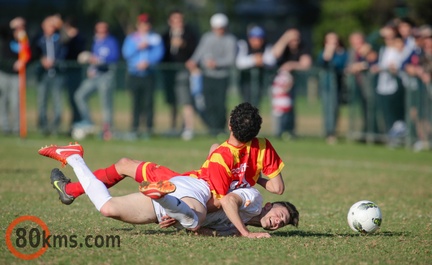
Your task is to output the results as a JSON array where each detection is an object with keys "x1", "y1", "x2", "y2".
[
  {"x1": 179, "y1": 197, "x2": 207, "y2": 229},
  {"x1": 140, "y1": 180, "x2": 206, "y2": 230},
  {"x1": 99, "y1": 193, "x2": 158, "y2": 224}
]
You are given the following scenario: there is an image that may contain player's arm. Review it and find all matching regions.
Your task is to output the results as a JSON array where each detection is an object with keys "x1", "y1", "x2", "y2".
[
  {"x1": 191, "y1": 227, "x2": 240, "y2": 237},
  {"x1": 159, "y1": 216, "x2": 241, "y2": 237},
  {"x1": 206, "y1": 195, "x2": 222, "y2": 212},
  {"x1": 259, "y1": 139, "x2": 285, "y2": 195},
  {"x1": 220, "y1": 193, "x2": 270, "y2": 238},
  {"x1": 257, "y1": 173, "x2": 285, "y2": 195}
]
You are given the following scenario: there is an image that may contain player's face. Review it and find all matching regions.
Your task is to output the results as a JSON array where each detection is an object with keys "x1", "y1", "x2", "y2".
[{"x1": 261, "y1": 204, "x2": 289, "y2": 230}]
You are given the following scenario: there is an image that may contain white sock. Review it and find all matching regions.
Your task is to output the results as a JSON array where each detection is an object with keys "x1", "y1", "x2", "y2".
[
  {"x1": 155, "y1": 195, "x2": 199, "y2": 229},
  {"x1": 66, "y1": 154, "x2": 112, "y2": 211}
]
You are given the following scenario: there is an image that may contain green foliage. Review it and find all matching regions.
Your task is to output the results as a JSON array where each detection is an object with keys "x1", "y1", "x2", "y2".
[
  {"x1": 80, "y1": 0, "x2": 235, "y2": 35},
  {"x1": 0, "y1": 133, "x2": 431, "y2": 264},
  {"x1": 81, "y1": 0, "x2": 181, "y2": 33},
  {"x1": 313, "y1": 0, "x2": 375, "y2": 54},
  {"x1": 407, "y1": 0, "x2": 432, "y2": 25}
]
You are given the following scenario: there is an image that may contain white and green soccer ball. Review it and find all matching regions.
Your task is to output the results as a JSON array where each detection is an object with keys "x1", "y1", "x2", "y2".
[
  {"x1": 71, "y1": 127, "x2": 87, "y2": 140},
  {"x1": 71, "y1": 125, "x2": 97, "y2": 141},
  {"x1": 347, "y1": 200, "x2": 382, "y2": 234}
]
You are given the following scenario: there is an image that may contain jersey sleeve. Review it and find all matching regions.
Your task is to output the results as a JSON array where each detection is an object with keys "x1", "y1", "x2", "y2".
[
  {"x1": 262, "y1": 139, "x2": 284, "y2": 179},
  {"x1": 202, "y1": 188, "x2": 263, "y2": 234},
  {"x1": 231, "y1": 188, "x2": 263, "y2": 218}
]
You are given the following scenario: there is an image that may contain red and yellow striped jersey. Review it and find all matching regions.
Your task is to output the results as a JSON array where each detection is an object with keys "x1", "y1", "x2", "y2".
[{"x1": 184, "y1": 137, "x2": 284, "y2": 199}]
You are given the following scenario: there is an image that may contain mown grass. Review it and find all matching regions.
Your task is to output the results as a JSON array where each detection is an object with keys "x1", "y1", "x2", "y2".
[{"x1": 0, "y1": 133, "x2": 431, "y2": 264}]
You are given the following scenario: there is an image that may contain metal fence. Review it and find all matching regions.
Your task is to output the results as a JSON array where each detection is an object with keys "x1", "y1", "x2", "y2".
[
  {"x1": 345, "y1": 70, "x2": 432, "y2": 150},
  {"x1": 17, "y1": 61, "x2": 432, "y2": 149}
]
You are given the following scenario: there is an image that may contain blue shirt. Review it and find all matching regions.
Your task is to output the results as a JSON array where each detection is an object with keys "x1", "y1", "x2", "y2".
[
  {"x1": 122, "y1": 31, "x2": 164, "y2": 76},
  {"x1": 317, "y1": 49, "x2": 348, "y2": 74},
  {"x1": 92, "y1": 35, "x2": 120, "y2": 64}
]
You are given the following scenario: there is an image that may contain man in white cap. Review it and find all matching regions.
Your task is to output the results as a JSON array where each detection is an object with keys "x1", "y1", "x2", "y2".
[{"x1": 186, "y1": 13, "x2": 237, "y2": 136}]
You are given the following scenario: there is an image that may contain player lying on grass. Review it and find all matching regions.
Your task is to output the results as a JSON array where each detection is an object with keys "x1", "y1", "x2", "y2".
[
  {"x1": 39, "y1": 143, "x2": 298, "y2": 237},
  {"x1": 161, "y1": 189, "x2": 299, "y2": 236},
  {"x1": 51, "y1": 166, "x2": 298, "y2": 236},
  {"x1": 40, "y1": 102, "x2": 287, "y2": 237}
]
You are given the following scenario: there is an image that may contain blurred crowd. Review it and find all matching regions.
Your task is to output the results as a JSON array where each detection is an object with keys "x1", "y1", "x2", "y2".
[{"x1": 0, "y1": 11, "x2": 431, "y2": 150}]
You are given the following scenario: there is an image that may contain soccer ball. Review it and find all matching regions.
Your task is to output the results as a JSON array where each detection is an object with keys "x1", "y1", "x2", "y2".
[
  {"x1": 71, "y1": 127, "x2": 87, "y2": 140},
  {"x1": 347, "y1": 200, "x2": 382, "y2": 234}
]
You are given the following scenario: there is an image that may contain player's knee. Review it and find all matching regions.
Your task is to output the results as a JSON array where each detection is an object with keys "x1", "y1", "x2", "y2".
[
  {"x1": 115, "y1": 157, "x2": 134, "y2": 174},
  {"x1": 116, "y1": 157, "x2": 133, "y2": 167},
  {"x1": 99, "y1": 201, "x2": 116, "y2": 217}
]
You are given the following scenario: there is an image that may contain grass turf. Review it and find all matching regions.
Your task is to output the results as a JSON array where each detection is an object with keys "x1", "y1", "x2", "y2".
[{"x1": 0, "y1": 135, "x2": 431, "y2": 264}]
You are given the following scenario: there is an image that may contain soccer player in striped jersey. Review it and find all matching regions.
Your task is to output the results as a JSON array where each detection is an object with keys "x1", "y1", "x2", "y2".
[
  {"x1": 42, "y1": 166, "x2": 298, "y2": 237},
  {"x1": 41, "y1": 103, "x2": 286, "y2": 237},
  {"x1": 184, "y1": 102, "x2": 286, "y2": 236}
]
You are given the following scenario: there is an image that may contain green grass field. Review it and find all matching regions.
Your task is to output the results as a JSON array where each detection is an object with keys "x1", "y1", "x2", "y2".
[{"x1": 1, "y1": 133, "x2": 431, "y2": 264}]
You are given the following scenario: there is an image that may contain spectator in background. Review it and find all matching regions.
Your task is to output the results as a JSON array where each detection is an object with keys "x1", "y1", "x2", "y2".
[
  {"x1": 403, "y1": 25, "x2": 429, "y2": 152},
  {"x1": 370, "y1": 24, "x2": 406, "y2": 146},
  {"x1": 61, "y1": 16, "x2": 86, "y2": 134},
  {"x1": 74, "y1": 22, "x2": 120, "y2": 141},
  {"x1": 236, "y1": 25, "x2": 275, "y2": 108},
  {"x1": 0, "y1": 17, "x2": 31, "y2": 135},
  {"x1": 317, "y1": 32, "x2": 348, "y2": 144},
  {"x1": 271, "y1": 28, "x2": 312, "y2": 139},
  {"x1": 34, "y1": 15, "x2": 67, "y2": 135},
  {"x1": 122, "y1": 13, "x2": 164, "y2": 139},
  {"x1": 413, "y1": 26, "x2": 432, "y2": 151},
  {"x1": 162, "y1": 9, "x2": 198, "y2": 140},
  {"x1": 397, "y1": 17, "x2": 417, "y2": 62},
  {"x1": 418, "y1": 27, "x2": 432, "y2": 84},
  {"x1": 186, "y1": 13, "x2": 237, "y2": 136},
  {"x1": 345, "y1": 31, "x2": 378, "y2": 136}
]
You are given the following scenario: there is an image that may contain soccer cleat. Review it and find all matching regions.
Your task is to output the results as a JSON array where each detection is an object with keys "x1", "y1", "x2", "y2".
[
  {"x1": 38, "y1": 142, "x2": 83, "y2": 167},
  {"x1": 139, "y1": 180, "x2": 176, "y2": 199},
  {"x1": 50, "y1": 168, "x2": 74, "y2": 205}
]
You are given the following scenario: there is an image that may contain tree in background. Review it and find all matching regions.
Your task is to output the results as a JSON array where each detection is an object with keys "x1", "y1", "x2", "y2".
[
  {"x1": 408, "y1": 0, "x2": 432, "y2": 25},
  {"x1": 314, "y1": 0, "x2": 432, "y2": 56},
  {"x1": 81, "y1": 0, "x2": 236, "y2": 35},
  {"x1": 313, "y1": 0, "x2": 375, "y2": 55}
]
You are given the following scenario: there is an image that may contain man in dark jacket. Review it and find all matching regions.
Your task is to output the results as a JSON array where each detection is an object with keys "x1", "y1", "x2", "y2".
[{"x1": 161, "y1": 9, "x2": 198, "y2": 140}]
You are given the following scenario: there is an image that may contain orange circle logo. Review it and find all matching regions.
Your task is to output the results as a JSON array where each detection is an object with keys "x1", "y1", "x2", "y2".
[{"x1": 5, "y1": 215, "x2": 50, "y2": 260}]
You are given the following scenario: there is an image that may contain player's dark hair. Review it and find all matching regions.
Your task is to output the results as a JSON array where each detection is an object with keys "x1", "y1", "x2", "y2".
[
  {"x1": 229, "y1": 102, "x2": 262, "y2": 143},
  {"x1": 273, "y1": 201, "x2": 299, "y2": 227}
]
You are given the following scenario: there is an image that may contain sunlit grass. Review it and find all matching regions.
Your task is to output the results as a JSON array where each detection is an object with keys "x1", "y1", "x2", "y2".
[{"x1": 0, "y1": 134, "x2": 431, "y2": 264}]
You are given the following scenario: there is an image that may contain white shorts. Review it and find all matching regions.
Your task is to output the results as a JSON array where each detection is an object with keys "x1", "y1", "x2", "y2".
[
  {"x1": 201, "y1": 187, "x2": 263, "y2": 232},
  {"x1": 152, "y1": 176, "x2": 211, "y2": 223}
]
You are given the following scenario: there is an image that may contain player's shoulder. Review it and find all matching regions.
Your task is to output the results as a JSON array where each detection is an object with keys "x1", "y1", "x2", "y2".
[{"x1": 252, "y1": 137, "x2": 272, "y2": 146}]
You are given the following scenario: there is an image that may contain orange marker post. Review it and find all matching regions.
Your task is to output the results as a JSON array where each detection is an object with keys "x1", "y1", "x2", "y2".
[{"x1": 17, "y1": 29, "x2": 31, "y2": 139}]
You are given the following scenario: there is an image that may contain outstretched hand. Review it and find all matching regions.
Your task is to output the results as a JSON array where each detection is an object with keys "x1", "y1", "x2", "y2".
[
  {"x1": 243, "y1": 232, "x2": 271, "y2": 238},
  {"x1": 159, "y1": 215, "x2": 177, "y2": 228}
]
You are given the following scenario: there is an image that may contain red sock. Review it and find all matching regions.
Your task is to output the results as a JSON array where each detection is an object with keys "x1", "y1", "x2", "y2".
[
  {"x1": 94, "y1": 164, "x2": 124, "y2": 188},
  {"x1": 65, "y1": 182, "x2": 85, "y2": 198},
  {"x1": 65, "y1": 164, "x2": 123, "y2": 198},
  {"x1": 135, "y1": 162, "x2": 144, "y2": 183}
]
